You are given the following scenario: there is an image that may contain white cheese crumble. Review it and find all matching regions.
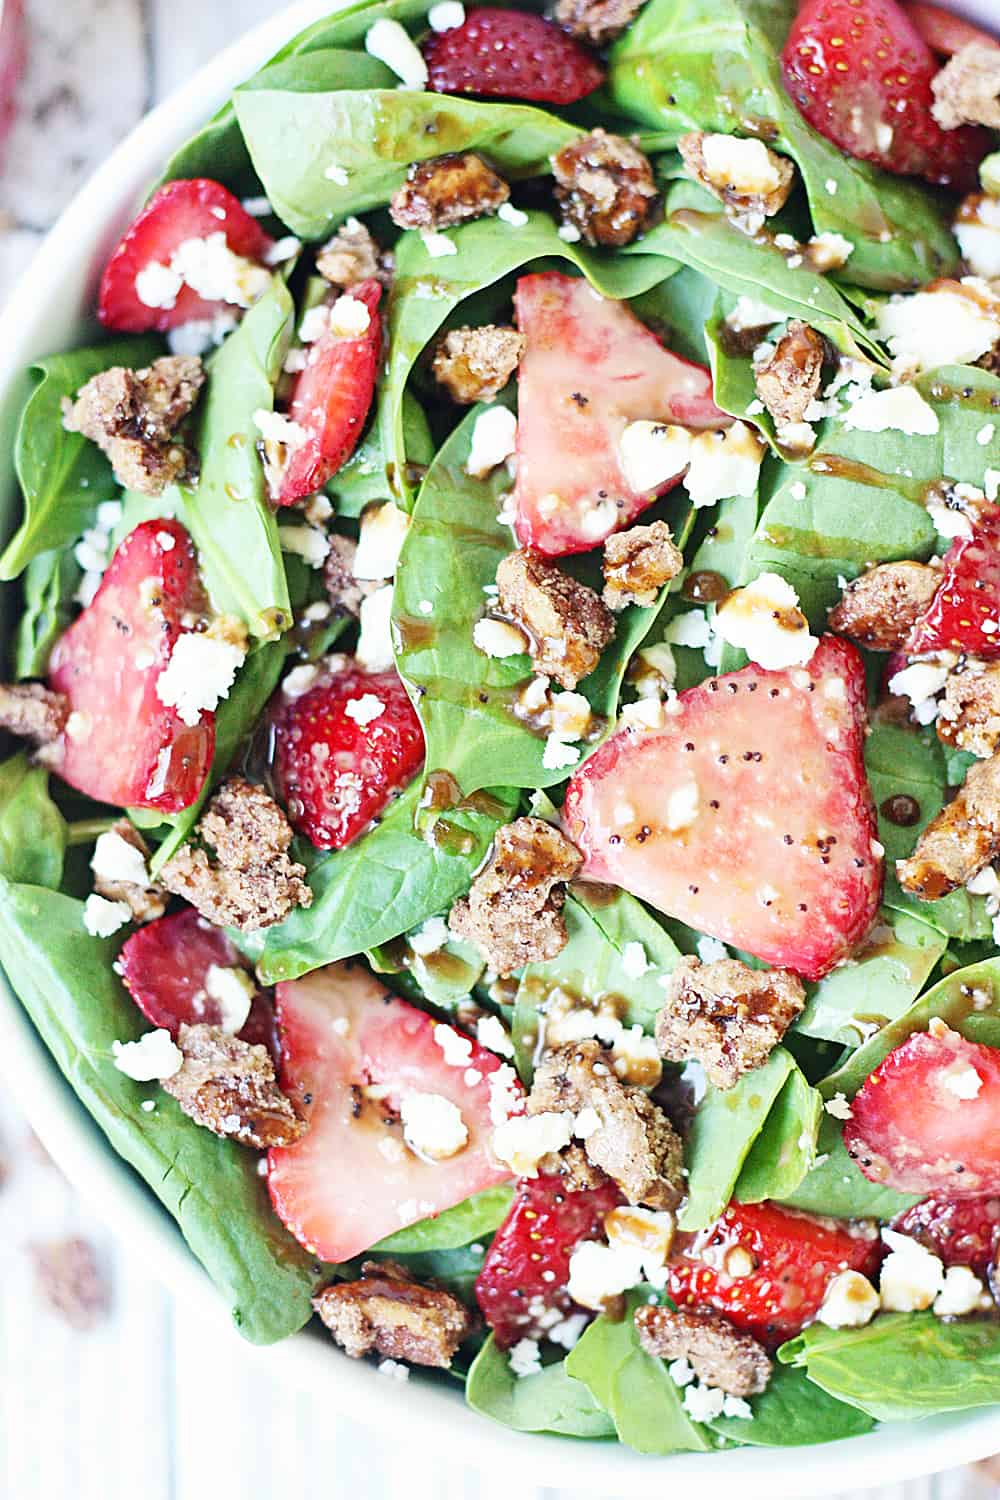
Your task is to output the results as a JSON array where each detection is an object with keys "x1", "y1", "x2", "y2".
[
  {"x1": 83, "y1": 893, "x2": 132, "y2": 938},
  {"x1": 808, "y1": 231, "x2": 854, "y2": 270},
  {"x1": 204, "y1": 964, "x2": 255, "y2": 1034},
  {"x1": 155, "y1": 632, "x2": 245, "y2": 727},
  {"x1": 434, "y1": 1022, "x2": 474, "y2": 1068},
  {"x1": 696, "y1": 935, "x2": 728, "y2": 963},
  {"x1": 682, "y1": 1383, "x2": 726, "y2": 1422},
  {"x1": 817, "y1": 1270, "x2": 880, "y2": 1328},
  {"x1": 542, "y1": 733, "x2": 582, "y2": 771},
  {"x1": 472, "y1": 618, "x2": 529, "y2": 658},
  {"x1": 934, "y1": 1265, "x2": 989, "y2": 1318},
  {"x1": 700, "y1": 134, "x2": 784, "y2": 196},
  {"x1": 364, "y1": 17, "x2": 429, "y2": 87},
  {"x1": 879, "y1": 1229, "x2": 945, "y2": 1312},
  {"x1": 254, "y1": 406, "x2": 308, "y2": 451},
  {"x1": 875, "y1": 280, "x2": 1000, "y2": 376},
  {"x1": 344, "y1": 694, "x2": 385, "y2": 727},
  {"x1": 324, "y1": 163, "x2": 350, "y2": 185},
  {"x1": 166, "y1": 312, "x2": 238, "y2": 357},
  {"x1": 664, "y1": 608, "x2": 713, "y2": 650},
  {"x1": 137, "y1": 233, "x2": 271, "y2": 313},
  {"x1": 492, "y1": 1111, "x2": 572, "y2": 1175},
  {"x1": 377, "y1": 1358, "x2": 410, "y2": 1381},
  {"x1": 477, "y1": 1015, "x2": 515, "y2": 1057},
  {"x1": 566, "y1": 1239, "x2": 645, "y2": 1310},
  {"x1": 421, "y1": 230, "x2": 458, "y2": 258},
  {"x1": 888, "y1": 660, "x2": 950, "y2": 727},
  {"x1": 621, "y1": 941, "x2": 649, "y2": 979},
  {"x1": 725, "y1": 295, "x2": 784, "y2": 331},
  {"x1": 684, "y1": 422, "x2": 765, "y2": 508},
  {"x1": 466, "y1": 406, "x2": 518, "y2": 478},
  {"x1": 400, "y1": 1091, "x2": 469, "y2": 1160},
  {"x1": 356, "y1": 585, "x2": 396, "y2": 671},
  {"x1": 824, "y1": 1092, "x2": 853, "y2": 1120},
  {"x1": 619, "y1": 421, "x2": 692, "y2": 493},
  {"x1": 329, "y1": 293, "x2": 372, "y2": 339},
  {"x1": 497, "y1": 203, "x2": 529, "y2": 228},
  {"x1": 939, "y1": 1061, "x2": 983, "y2": 1101},
  {"x1": 429, "y1": 0, "x2": 465, "y2": 28},
  {"x1": 954, "y1": 196, "x2": 1000, "y2": 280},
  {"x1": 508, "y1": 1338, "x2": 543, "y2": 1378},
  {"x1": 409, "y1": 915, "x2": 450, "y2": 956},
  {"x1": 842, "y1": 385, "x2": 940, "y2": 437},
  {"x1": 354, "y1": 501, "x2": 411, "y2": 580},
  {"x1": 557, "y1": 222, "x2": 582, "y2": 243},
  {"x1": 90, "y1": 830, "x2": 149, "y2": 889},
  {"x1": 298, "y1": 305, "x2": 331, "y2": 344},
  {"x1": 112, "y1": 1029, "x2": 183, "y2": 1082},
  {"x1": 265, "y1": 236, "x2": 301, "y2": 267},
  {"x1": 714, "y1": 571, "x2": 817, "y2": 670}
]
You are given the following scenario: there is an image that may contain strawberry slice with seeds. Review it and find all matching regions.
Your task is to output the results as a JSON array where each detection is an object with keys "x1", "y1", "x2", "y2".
[
  {"x1": 563, "y1": 636, "x2": 881, "y2": 981},
  {"x1": 781, "y1": 0, "x2": 990, "y2": 190},
  {"x1": 891, "y1": 1194, "x2": 1000, "y2": 1274},
  {"x1": 118, "y1": 906, "x2": 276, "y2": 1054},
  {"x1": 98, "y1": 178, "x2": 274, "y2": 334},
  {"x1": 907, "y1": 501, "x2": 1000, "y2": 659},
  {"x1": 513, "y1": 272, "x2": 724, "y2": 557},
  {"x1": 278, "y1": 280, "x2": 382, "y2": 506},
  {"x1": 475, "y1": 1174, "x2": 623, "y2": 1348},
  {"x1": 47, "y1": 519, "x2": 214, "y2": 813},
  {"x1": 666, "y1": 1201, "x2": 882, "y2": 1346},
  {"x1": 271, "y1": 662, "x2": 424, "y2": 850},
  {"x1": 268, "y1": 963, "x2": 517, "y2": 1262},
  {"x1": 423, "y1": 8, "x2": 604, "y2": 104},
  {"x1": 844, "y1": 1024, "x2": 1000, "y2": 1196}
]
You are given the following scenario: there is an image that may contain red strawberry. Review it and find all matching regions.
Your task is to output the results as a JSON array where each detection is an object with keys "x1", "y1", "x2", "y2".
[
  {"x1": 98, "y1": 179, "x2": 274, "y2": 334},
  {"x1": 268, "y1": 962, "x2": 517, "y2": 1261},
  {"x1": 902, "y1": 2, "x2": 999, "y2": 56},
  {"x1": 118, "y1": 906, "x2": 276, "y2": 1054},
  {"x1": 513, "y1": 272, "x2": 725, "y2": 557},
  {"x1": 563, "y1": 636, "x2": 882, "y2": 981},
  {"x1": 423, "y1": 8, "x2": 604, "y2": 104},
  {"x1": 907, "y1": 500, "x2": 1000, "y2": 659},
  {"x1": 47, "y1": 519, "x2": 214, "y2": 813},
  {"x1": 278, "y1": 280, "x2": 382, "y2": 505},
  {"x1": 891, "y1": 1195, "x2": 1000, "y2": 1274},
  {"x1": 844, "y1": 1023, "x2": 1000, "y2": 1196},
  {"x1": 781, "y1": 0, "x2": 990, "y2": 191},
  {"x1": 475, "y1": 1175, "x2": 623, "y2": 1347},
  {"x1": 666, "y1": 1201, "x2": 882, "y2": 1346},
  {"x1": 271, "y1": 662, "x2": 424, "y2": 850}
]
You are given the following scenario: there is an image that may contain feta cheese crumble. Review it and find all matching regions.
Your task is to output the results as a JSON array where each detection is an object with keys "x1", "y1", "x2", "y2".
[
  {"x1": 472, "y1": 618, "x2": 529, "y2": 658},
  {"x1": 934, "y1": 1265, "x2": 990, "y2": 1318},
  {"x1": 477, "y1": 1015, "x2": 515, "y2": 1058},
  {"x1": 400, "y1": 1092, "x2": 469, "y2": 1160},
  {"x1": 879, "y1": 1229, "x2": 945, "y2": 1312},
  {"x1": 421, "y1": 230, "x2": 458, "y2": 258},
  {"x1": 700, "y1": 134, "x2": 784, "y2": 196},
  {"x1": 888, "y1": 660, "x2": 950, "y2": 727},
  {"x1": 204, "y1": 964, "x2": 255, "y2": 1034},
  {"x1": 344, "y1": 694, "x2": 385, "y2": 727},
  {"x1": 508, "y1": 1338, "x2": 543, "y2": 1378},
  {"x1": 619, "y1": 421, "x2": 692, "y2": 493},
  {"x1": 364, "y1": 18, "x2": 429, "y2": 87},
  {"x1": 409, "y1": 916, "x2": 450, "y2": 956},
  {"x1": 90, "y1": 830, "x2": 149, "y2": 890},
  {"x1": 817, "y1": 1270, "x2": 880, "y2": 1329},
  {"x1": 155, "y1": 632, "x2": 246, "y2": 727},
  {"x1": 356, "y1": 586, "x2": 395, "y2": 671},
  {"x1": 466, "y1": 406, "x2": 517, "y2": 478},
  {"x1": 354, "y1": 501, "x2": 411, "y2": 580},
  {"x1": 136, "y1": 233, "x2": 271, "y2": 313},
  {"x1": 112, "y1": 1029, "x2": 183, "y2": 1082},
  {"x1": 684, "y1": 422, "x2": 765, "y2": 508},
  {"x1": 842, "y1": 386, "x2": 940, "y2": 437},
  {"x1": 428, "y1": 0, "x2": 465, "y2": 28},
  {"x1": 875, "y1": 280, "x2": 1000, "y2": 376},
  {"x1": 329, "y1": 293, "x2": 372, "y2": 339},
  {"x1": 83, "y1": 893, "x2": 132, "y2": 938},
  {"x1": 713, "y1": 572, "x2": 817, "y2": 670},
  {"x1": 492, "y1": 1111, "x2": 573, "y2": 1175}
]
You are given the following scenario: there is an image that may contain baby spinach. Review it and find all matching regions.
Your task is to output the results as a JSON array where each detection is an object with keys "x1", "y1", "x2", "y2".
[
  {"x1": 733, "y1": 1061, "x2": 821, "y2": 1205},
  {"x1": 777, "y1": 1121, "x2": 919, "y2": 1221},
  {"x1": 467, "y1": 1335, "x2": 617, "y2": 1437},
  {"x1": 0, "y1": 755, "x2": 66, "y2": 888},
  {"x1": 1, "y1": 338, "x2": 161, "y2": 580},
  {"x1": 374, "y1": 1184, "x2": 513, "y2": 1253},
  {"x1": 252, "y1": 777, "x2": 520, "y2": 984},
  {"x1": 13, "y1": 547, "x2": 79, "y2": 678},
  {"x1": 329, "y1": 390, "x2": 434, "y2": 518},
  {"x1": 704, "y1": 1363, "x2": 875, "y2": 1446},
  {"x1": 0, "y1": 877, "x2": 325, "y2": 1342}
]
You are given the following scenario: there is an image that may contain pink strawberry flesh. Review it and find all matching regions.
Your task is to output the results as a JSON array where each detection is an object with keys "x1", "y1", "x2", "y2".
[
  {"x1": 907, "y1": 500, "x2": 1000, "y2": 659},
  {"x1": 845, "y1": 1026, "x2": 1000, "y2": 1196},
  {"x1": 268, "y1": 963, "x2": 518, "y2": 1262},
  {"x1": 562, "y1": 635, "x2": 882, "y2": 981},
  {"x1": 891, "y1": 1194, "x2": 1000, "y2": 1274},
  {"x1": 513, "y1": 272, "x2": 725, "y2": 557},
  {"x1": 423, "y1": 8, "x2": 605, "y2": 105},
  {"x1": 47, "y1": 519, "x2": 214, "y2": 813}
]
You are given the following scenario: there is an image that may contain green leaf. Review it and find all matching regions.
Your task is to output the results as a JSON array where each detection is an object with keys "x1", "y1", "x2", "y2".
[
  {"x1": 703, "y1": 1362, "x2": 875, "y2": 1446},
  {"x1": 0, "y1": 755, "x2": 66, "y2": 888},
  {"x1": 0, "y1": 878, "x2": 324, "y2": 1342},
  {"x1": 328, "y1": 390, "x2": 434, "y2": 518},
  {"x1": 466, "y1": 1335, "x2": 617, "y2": 1437},
  {"x1": 176, "y1": 277, "x2": 293, "y2": 638},
  {"x1": 1, "y1": 338, "x2": 162, "y2": 580},
  {"x1": 373, "y1": 1185, "x2": 513, "y2": 1253},
  {"x1": 779, "y1": 1314, "x2": 1000, "y2": 1421},
  {"x1": 776, "y1": 1118, "x2": 919, "y2": 1220},
  {"x1": 14, "y1": 548, "x2": 80, "y2": 678},
  {"x1": 252, "y1": 777, "x2": 520, "y2": 984},
  {"x1": 734, "y1": 1061, "x2": 821, "y2": 1204}
]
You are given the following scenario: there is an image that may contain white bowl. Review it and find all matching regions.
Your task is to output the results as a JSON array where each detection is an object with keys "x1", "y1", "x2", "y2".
[{"x1": 2, "y1": 2, "x2": 1000, "y2": 1491}]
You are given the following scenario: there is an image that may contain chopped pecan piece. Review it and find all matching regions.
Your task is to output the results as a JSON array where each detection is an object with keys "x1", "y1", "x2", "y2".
[
  {"x1": 29, "y1": 1236, "x2": 111, "y2": 1331},
  {"x1": 938, "y1": 659, "x2": 1000, "y2": 759},
  {"x1": 62, "y1": 355, "x2": 205, "y2": 497},
  {"x1": 678, "y1": 131, "x2": 794, "y2": 234},
  {"x1": 323, "y1": 534, "x2": 374, "y2": 618},
  {"x1": 431, "y1": 325, "x2": 524, "y2": 404},
  {"x1": 313, "y1": 1260, "x2": 472, "y2": 1367},
  {"x1": 828, "y1": 561, "x2": 941, "y2": 652},
  {"x1": 92, "y1": 819, "x2": 166, "y2": 924},
  {"x1": 932, "y1": 42, "x2": 1000, "y2": 130},
  {"x1": 162, "y1": 1022, "x2": 305, "y2": 1148},
  {"x1": 389, "y1": 152, "x2": 510, "y2": 231},
  {"x1": 448, "y1": 815, "x2": 582, "y2": 975},
  {"x1": 552, "y1": 0, "x2": 647, "y2": 46},
  {"x1": 753, "y1": 320, "x2": 826, "y2": 429},
  {"x1": 496, "y1": 549, "x2": 614, "y2": 690},
  {"x1": 528, "y1": 1040, "x2": 683, "y2": 1210},
  {"x1": 552, "y1": 130, "x2": 656, "y2": 248},
  {"x1": 634, "y1": 1305, "x2": 771, "y2": 1397},
  {"x1": 602, "y1": 521, "x2": 682, "y2": 611},
  {"x1": 0, "y1": 681, "x2": 68, "y2": 744},
  {"x1": 160, "y1": 777, "x2": 312, "y2": 932},
  {"x1": 536, "y1": 1143, "x2": 609, "y2": 1192},
  {"x1": 316, "y1": 217, "x2": 392, "y2": 290},
  {"x1": 655, "y1": 956, "x2": 805, "y2": 1091},
  {"x1": 897, "y1": 751, "x2": 1000, "y2": 900}
]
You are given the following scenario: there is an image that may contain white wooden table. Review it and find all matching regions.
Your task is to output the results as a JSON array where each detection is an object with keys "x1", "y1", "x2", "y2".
[{"x1": 0, "y1": 3, "x2": 997, "y2": 1496}]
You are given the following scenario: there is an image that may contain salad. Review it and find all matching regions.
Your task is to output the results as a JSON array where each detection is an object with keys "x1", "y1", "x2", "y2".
[{"x1": 2, "y1": 0, "x2": 1000, "y2": 1455}]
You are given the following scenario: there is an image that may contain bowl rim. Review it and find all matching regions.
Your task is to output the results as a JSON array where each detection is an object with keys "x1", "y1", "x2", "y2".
[{"x1": 2, "y1": 1, "x2": 1000, "y2": 1490}]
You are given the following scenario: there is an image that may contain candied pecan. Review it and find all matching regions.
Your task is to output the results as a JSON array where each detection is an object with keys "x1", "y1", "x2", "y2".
[
  {"x1": 313, "y1": 1260, "x2": 472, "y2": 1366},
  {"x1": 634, "y1": 1305, "x2": 771, "y2": 1397},
  {"x1": 0, "y1": 681, "x2": 68, "y2": 744},
  {"x1": 448, "y1": 816, "x2": 582, "y2": 976},
  {"x1": 536, "y1": 1143, "x2": 609, "y2": 1192},
  {"x1": 431, "y1": 325, "x2": 524, "y2": 404},
  {"x1": 655, "y1": 956, "x2": 805, "y2": 1091},
  {"x1": 932, "y1": 42, "x2": 1000, "y2": 130},
  {"x1": 552, "y1": 130, "x2": 656, "y2": 248},
  {"x1": 92, "y1": 819, "x2": 166, "y2": 924},
  {"x1": 389, "y1": 153, "x2": 510, "y2": 231},
  {"x1": 938, "y1": 659, "x2": 1000, "y2": 759},
  {"x1": 62, "y1": 355, "x2": 204, "y2": 496},
  {"x1": 828, "y1": 562, "x2": 941, "y2": 652},
  {"x1": 897, "y1": 751, "x2": 1000, "y2": 900},
  {"x1": 496, "y1": 549, "x2": 614, "y2": 690},
  {"x1": 678, "y1": 131, "x2": 794, "y2": 234},
  {"x1": 162, "y1": 1022, "x2": 305, "y2": 1148},
  {"x1": 316, "y1": 217, "x2": 391, "y2": 290},
  {"x1": 30, "y1": 1236, "x2": 111, "y2": 1331},
  {"x1": 552, "y1": 0, "x2": 647, "y2": 46},
  {"x1": 753, "y1": 321, "x2": 826, "y2": 429},
  {"x1": 602, "y1": 521, "x2": 682, "y2": 611}
]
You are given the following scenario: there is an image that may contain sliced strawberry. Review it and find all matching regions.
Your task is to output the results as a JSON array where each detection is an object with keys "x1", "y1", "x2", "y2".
[
  {"x1": 513, "y1": 272, "x2": 724, "y2": 557},
  {"x1": 891, "y1": 1194, "x2": 1000, "y2": 1273},
  {"x1": 666, "y1": 1201, "x2": 882, "y2": 1346},
  {"x1": 475, "y1": 1175, "x2": 623, "y2": 1348},
  {"x1": 423, "y1": 8, "x2": 604, "y2": 105},
  {"x1": 902, "y1": 2, "x2": 999, "y2": 56},
  {"x1": 98, "y1": 179, "x2": 274, "y2": 334},
  {"x1": 563, "y1": 636, "x2": 881, "y2": 981},
  {"x1": 907, "y1": 501, "x2": 1000, "y2": 659},
  {"x1": 781, "y1": 0, "x2": 990, "y2": 190},
  {"x1": 118, "y1": 907, "x2": 276, "y2": 1054},
  {"x1": 844, "y1": 1024, "x2": 1000, "y2": 1196},
  {"x1": 47, "y1": 519, "x2": 213, "y2": 813},
  {"x1": 268, "y1": 963, "x2": 517, "y2": 1262},
  {"x1": 271, "y1": 662, "x2": 424, "y2": 851},
  {"x1": 278, "y1": 280, "x2": 382, "y2": 505}
]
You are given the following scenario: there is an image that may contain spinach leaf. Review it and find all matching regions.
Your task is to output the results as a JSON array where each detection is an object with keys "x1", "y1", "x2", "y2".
[
  {"x1": 329, "y1": 390, "x2": 434, "y2": 518},
  {"x1": 373, "y1": 1184, "x2": 513, "y2": 1253},
  {"x1": 253, "y1": 777, "x2": 520, "y2": 984},
  {"x1": 565, "y1": 1291, "x2": 711, "y2": 1453},
  {"x1": 13, "y1": 547, "x2": 79, "y2": 678},
  {"x1": 734, "y1": 1061, "x2": 821, "y2": 1204},
  {"x1": 779, "y1": 1314, "x2": 1000, "y2": 1421},
  {"x1": 704, "y1": 1362, "x2": 875, "y2": 1446},
  {"x1": 466, "y1": 1335, "x2": 616, "y2": 1437},
  {"x1": 0, "y1": 878, "x2": 324, "y2": 1342},
  {"x1": 0, "y1": 755, "x2": 66, "y2": 888},
  {"x1": 177, "y1": 278, "x2": 293, "y2": 639},
  {"x1": 777, "y1": 1119, "x2": 919, "y2": 1220},
  {"x1": 405, "y1": 933, "x2": 486, "y2": 1011},
  {"x1": 679, "y1": 1046, "x2": 794, "y2": 1230},
  {"x1": 1, "y1": 338, "x2": 162, "y2": 580}
]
